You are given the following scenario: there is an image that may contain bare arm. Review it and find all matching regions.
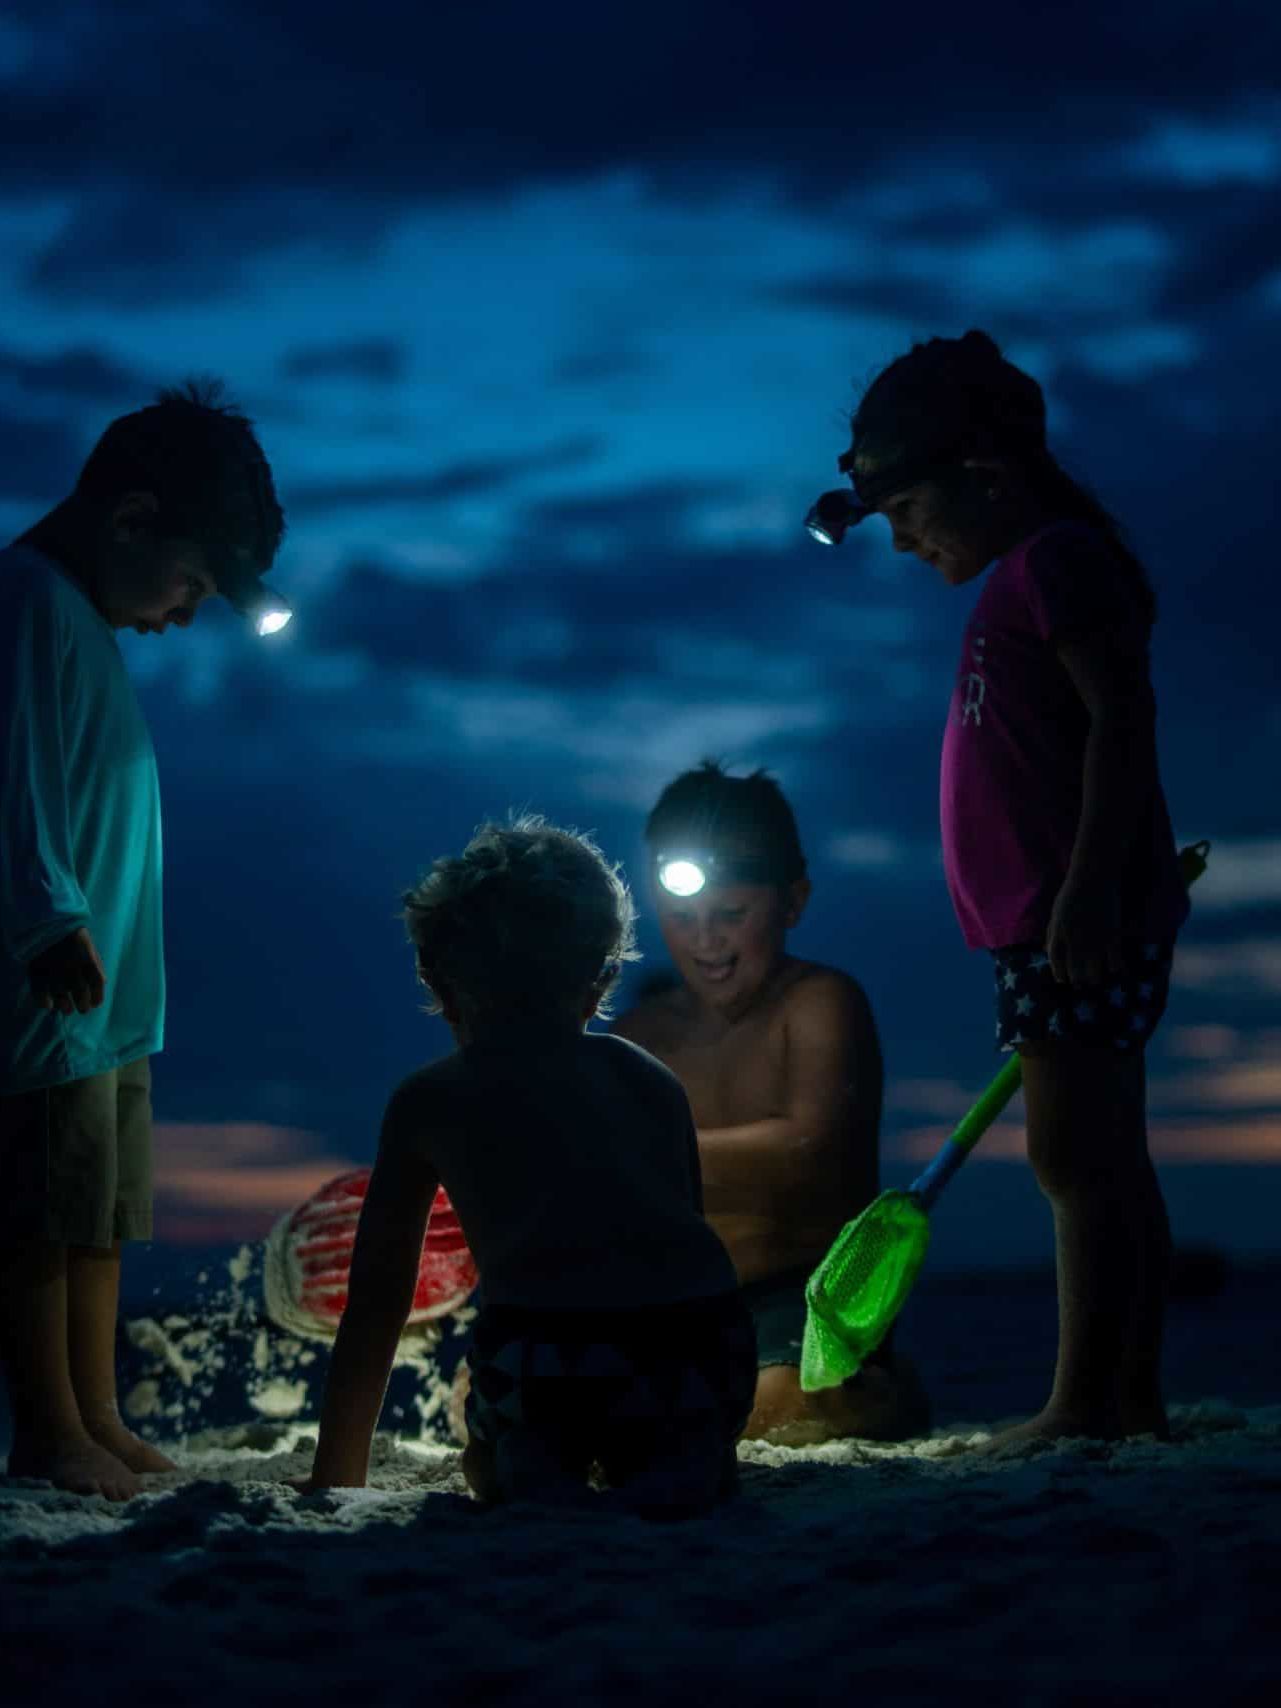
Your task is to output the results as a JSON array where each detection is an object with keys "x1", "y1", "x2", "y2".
[
  {"x1": 1049, "y1": 629, "x2": 1158, "y2": 985},
  {"x1": 306, "y1": 1089, "x2": 439, "y2": 1489},
  {"x1": 696, "y1": 974, "x2": 883, "y2": 1212}
]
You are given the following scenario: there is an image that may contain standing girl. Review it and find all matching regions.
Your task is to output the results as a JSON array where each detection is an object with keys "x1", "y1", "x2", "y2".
[{"x1": 813, "y1": 330, "x2": 1189, "y2": 1446}]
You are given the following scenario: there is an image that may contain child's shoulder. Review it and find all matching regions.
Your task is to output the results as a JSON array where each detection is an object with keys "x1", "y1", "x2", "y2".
[
  {"x1": 776, "y1": 960, "x2": 878, "y2": 1038},
  {"x1": 591, "y1": 1026, "x2": 683, "y2": 1083},
  {"x1": 590, "y1": 1028, "x2": 691, "y2": 1116},
  {"x1": 0, "y1": 545, "x2": 64, "y2": 620},
  {"x1": 381, "y1": 1054, "x2": 465, "y2": 1127},
  {"x1": 610, "y1": 977, "x2": 690, "y2": 1051}
]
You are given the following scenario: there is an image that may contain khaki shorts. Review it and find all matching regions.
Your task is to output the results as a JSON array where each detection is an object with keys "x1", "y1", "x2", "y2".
[{"x1": 0, "y1": 1058, "x2": 153, "y2": 1248}]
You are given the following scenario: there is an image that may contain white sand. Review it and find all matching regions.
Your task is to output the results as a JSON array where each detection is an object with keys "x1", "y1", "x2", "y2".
[{"x1": 4, "y1": 1403, "x2": 1278, "y2": 1706}]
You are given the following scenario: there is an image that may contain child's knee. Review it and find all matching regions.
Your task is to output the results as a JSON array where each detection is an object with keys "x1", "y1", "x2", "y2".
[{"x1": 1022, "y1": 1048, "x2": 1150, "y2": 1198}]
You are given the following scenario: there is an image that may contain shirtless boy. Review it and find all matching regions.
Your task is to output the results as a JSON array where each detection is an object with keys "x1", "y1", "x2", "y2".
[
  {"x1": 301, "y1": 816, "x2": 754, "y2": 1517},
  {"x1": 614, "y1": 762, "x2": 929, "y2": 1444}
]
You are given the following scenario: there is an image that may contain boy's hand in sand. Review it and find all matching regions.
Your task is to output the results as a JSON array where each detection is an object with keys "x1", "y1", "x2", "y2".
[{"x1": 28, "y1": 926, "x2": 107, "y2": 1014}]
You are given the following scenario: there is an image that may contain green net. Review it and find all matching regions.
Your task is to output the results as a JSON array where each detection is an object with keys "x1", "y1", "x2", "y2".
[{"x1": 800, "y1": 1190, "x2": 931, "y2": 1392}]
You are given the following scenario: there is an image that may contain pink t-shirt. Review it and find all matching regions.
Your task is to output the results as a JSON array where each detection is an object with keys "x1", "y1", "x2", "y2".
[{"x1": 940, "y1": 522, "x2": 1189, "y2": 951}]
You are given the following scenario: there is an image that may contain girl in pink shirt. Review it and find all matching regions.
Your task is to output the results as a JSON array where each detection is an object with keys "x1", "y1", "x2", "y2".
[{"x1": 810, "y1": 330, "x2": 1188, "y2": 1449}]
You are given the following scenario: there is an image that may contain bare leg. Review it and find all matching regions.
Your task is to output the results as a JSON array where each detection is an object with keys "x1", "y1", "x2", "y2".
[
  {"x1": 0, "y1": 1239, "x2": 140, "y2": 1500},
  {"x1": 742, "y1": 1354, "x2": 931, "y2": 1447},
  {"x1": 984, "y1": 1042, "x2": 1168, "y2": 1450},
  {"x1": 1120, "y1": 1149, "x2": 1172, "y2": 1438},
  {"x1": 66, "y1": 1242, "x2": 176, "y2": 1474}
]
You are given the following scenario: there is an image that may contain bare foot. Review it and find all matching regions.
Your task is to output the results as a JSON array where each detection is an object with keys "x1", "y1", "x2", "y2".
[
  {"x1": 83, "y1": 1412, "x2": 178, "y2": 1474},
  {"x1": 7, "y1": 1432, "x2": 142, "y2": 1501},
  {"x1": 976, "y1": 1408, "x2": 1118, "y2": 1457},
  {"x1": 744, "y1": 1358, "x2": 931, "y2": 1447}
]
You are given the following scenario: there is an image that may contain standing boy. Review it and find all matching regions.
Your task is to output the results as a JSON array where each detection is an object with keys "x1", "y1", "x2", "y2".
[
  {"x1": 1, "y1": 383, "x2": 287, "y2": 1498},
  {"x1": 613, "y1": 763, "x2": 929, "y2": 1444}
]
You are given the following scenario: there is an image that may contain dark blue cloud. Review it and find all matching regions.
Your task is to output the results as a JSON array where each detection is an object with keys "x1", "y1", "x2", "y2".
[
  {"x1": 6, "y1": 2, "x2": 1280, "y2": 197},
  {"x1": 553, "y1": 349, "x2": 658, "y2": 386},
  {"x1": 0, "y1": 407, "x2": 83, "y2": 501},
  {"x1": 284, "y1": 435, "x2": 605, "y2": 517},
  {"x1": 6, "y1": 2, "x2": 1281, "y2": 308},
  {"x1": 279, "y1": 339, "x2": 407, "y2": 384},
  {"x1": 0, "y1": 342, "x2": 153, "y2": 403}
]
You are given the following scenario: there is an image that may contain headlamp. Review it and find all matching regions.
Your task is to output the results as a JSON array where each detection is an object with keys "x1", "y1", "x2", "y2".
[
  {"x1": 804, "y1": 489, "x2": 868, "y2": 547},
  {"x1": 655, "y1": 849, "x2": 792, "y2": 896},
  {"x1": 807, "y1": 443, "x2": 972, "y2": 546},
  {"x1": 248, "y1": 589, "x2": 293, "y2": 637},
  {"x1": 657, "y1": 858, "x2": 708, "y2": 897},
  {"x1": 216, "y1": 546, "x2": 293, "y2": 637}
]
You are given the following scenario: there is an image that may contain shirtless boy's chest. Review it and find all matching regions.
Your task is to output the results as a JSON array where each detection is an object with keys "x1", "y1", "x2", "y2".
[{"x1": 644, "y1": 1009, "x2": 786, "y2": 1127}]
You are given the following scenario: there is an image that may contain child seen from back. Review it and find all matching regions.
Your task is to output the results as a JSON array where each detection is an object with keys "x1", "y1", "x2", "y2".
[{"x1": 302, "y1": 816, "x2": 753, "y2": 1516}]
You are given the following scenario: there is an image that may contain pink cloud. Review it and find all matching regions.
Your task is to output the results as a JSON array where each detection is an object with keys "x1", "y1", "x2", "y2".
[{"x1": 152, "y1": 1121, "x2": 363, "y2": 1244}]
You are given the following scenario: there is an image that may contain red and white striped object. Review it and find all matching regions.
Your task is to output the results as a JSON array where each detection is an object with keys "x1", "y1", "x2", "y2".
[{"x1": 263, "y1": 1169, "x2": 478, "y2": 1341}]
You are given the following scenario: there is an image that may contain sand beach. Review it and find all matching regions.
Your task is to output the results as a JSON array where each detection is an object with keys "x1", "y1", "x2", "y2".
[{"x1": 3, "y1": 1254, "x2": 1278, "y2": 1707}]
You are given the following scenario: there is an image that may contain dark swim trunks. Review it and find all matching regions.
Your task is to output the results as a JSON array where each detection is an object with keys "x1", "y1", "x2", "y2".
[
  {"x1": 741, "y1": 1266, "x2": 891, "y2": 1372},
  {"x1": 992, "y1": 937, "x2": 1176, "y2": 1053},
  {"x1": 464, "y1": 1289, "x2": 757, "y2": 1493}
]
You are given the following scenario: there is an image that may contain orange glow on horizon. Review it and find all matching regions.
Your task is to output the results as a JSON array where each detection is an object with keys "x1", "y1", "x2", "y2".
[{"x1": 891, "y1": 1117, "x2": 1281, "y2": 1165}]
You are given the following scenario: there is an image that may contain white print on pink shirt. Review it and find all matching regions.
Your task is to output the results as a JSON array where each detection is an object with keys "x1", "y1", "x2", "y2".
[{"x1": 960, "y1": 626, "x2": 987, "y2": 727}]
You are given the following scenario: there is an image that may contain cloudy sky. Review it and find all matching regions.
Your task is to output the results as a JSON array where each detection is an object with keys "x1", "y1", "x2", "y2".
[{"x1": 3, "y1": 1, "x2": 1279, "y2": 1259}]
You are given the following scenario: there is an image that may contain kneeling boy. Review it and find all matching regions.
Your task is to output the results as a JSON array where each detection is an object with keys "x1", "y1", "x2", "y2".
[
  {"x1": 613, "y1": 763, "x2": 929, "y2": 1445},
  {"x1": 303, "y1": 816, "x2": 754, "y2": 1517}
]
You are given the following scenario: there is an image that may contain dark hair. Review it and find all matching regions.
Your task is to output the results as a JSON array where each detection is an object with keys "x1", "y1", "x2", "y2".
[
  {"x1": 853, "y1": 330, "x2": 1156, "y2": 624},
  {"x1": 74, "y1": 378, "x2": 285, "y2": 577},
  {"x1": 644, "y1": 760, "x2": 807, "y2": 885},
  {"x1": 403, "y1": 814, "x2": 640, "y2": 1024}
]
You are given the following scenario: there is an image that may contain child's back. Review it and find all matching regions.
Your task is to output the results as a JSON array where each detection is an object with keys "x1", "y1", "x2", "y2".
[
  {"x1": 390, "y1": 1029, "x2": 738, "y2": 1311},
  {"x1": 303, "y1": 816, "x2": 755, "y2": 1517}
]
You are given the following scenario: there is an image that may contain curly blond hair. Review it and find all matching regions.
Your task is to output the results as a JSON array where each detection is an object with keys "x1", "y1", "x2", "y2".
[{"x1": 403, "y1": 815, "x2": 640, "y2": 1024}]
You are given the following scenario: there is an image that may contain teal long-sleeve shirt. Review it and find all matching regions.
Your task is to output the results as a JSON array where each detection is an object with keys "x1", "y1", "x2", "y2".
[{"x1": 1, "y1": 544, "x2": 164, "y2": 1092}]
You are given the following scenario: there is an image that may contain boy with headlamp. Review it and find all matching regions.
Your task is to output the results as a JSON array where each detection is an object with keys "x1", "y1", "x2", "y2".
[{"x1": 615, "y1": 762, "x2": 929, "y2": 1445}]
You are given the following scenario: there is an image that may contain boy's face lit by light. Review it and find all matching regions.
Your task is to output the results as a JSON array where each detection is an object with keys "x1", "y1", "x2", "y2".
[
  {"x1": 656, "y1": 879, "x2": 808, "y2": 1015},
  {"x1": 110, "y1": 539, "x2": 218, "y2": 634}
]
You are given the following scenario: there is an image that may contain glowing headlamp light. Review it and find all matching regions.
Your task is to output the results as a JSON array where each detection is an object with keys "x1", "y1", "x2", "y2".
[
  {"x1": 657, "y1": 858, "x2": 708, "y2": 897},
  {"x1": 248, "y1": 590, "x2": 293, "y2": 637},
  {"x1": 804, "y1": 488, "x2": 868, "y2": 547},
  {"x1": 223, "y1": 563, "x2": 297, "y2": 638},
  {"x1": 218, "y1": 548, "x2": 293, "y2": 637}
]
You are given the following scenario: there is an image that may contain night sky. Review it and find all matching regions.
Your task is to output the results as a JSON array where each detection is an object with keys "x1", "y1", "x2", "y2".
[{"x1": 3, "y1": 2, "x2": 1279, "y2": 1261}]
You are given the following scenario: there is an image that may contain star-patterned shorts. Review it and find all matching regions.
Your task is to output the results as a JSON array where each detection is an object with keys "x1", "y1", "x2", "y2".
[{"x1": 991, "y1": 938, "x2": 1176, "y2": 1053}]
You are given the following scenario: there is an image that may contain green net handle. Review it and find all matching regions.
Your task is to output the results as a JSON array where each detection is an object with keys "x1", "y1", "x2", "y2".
[
  {"x1": 911, "y1": 840, "x2": 1210, "y2": 1210},
  {"x1": 949, "y1": 1053, "x2": 1024, "y2": 1156}
]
